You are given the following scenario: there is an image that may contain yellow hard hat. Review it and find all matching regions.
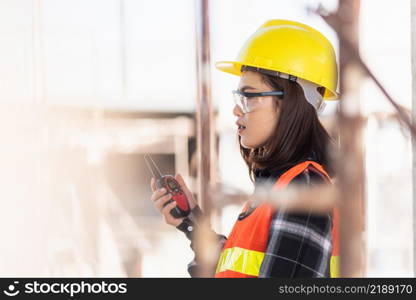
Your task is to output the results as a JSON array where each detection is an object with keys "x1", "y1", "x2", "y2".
[{"x1": 215, "y1": 19, "x2": 338, "y2": 100}]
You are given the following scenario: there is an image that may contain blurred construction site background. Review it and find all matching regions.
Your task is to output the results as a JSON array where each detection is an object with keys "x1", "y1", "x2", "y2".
[{"x1": 0, "y1": 0, "x2": 413, "y2": 277}]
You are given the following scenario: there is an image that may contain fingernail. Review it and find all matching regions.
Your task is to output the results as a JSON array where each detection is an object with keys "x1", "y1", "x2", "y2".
[{"x1": 160, "y1": 188, "x2": 166, "y2": 192}]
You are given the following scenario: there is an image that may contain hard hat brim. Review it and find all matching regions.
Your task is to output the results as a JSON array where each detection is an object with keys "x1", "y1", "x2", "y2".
[{"x1": 215, "y1": 61, "x2": 339, "y2": 100}]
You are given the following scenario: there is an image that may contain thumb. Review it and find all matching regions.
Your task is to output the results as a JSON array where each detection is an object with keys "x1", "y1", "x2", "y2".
[
  {"x1": 175, "y1": 173, "x2": 192, "y2": 197},
  {"x1": 175, "y1": 174, "x2": 197, "y2": 210}
]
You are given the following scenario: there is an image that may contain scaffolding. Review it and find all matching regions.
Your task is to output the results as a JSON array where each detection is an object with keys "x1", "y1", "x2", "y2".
[
  {"x1": 0, "y1": 0, "x2": 414, "y2": 277},
  {"x1": 193, "y1": 0, "x2": 416, "y2": 277}
]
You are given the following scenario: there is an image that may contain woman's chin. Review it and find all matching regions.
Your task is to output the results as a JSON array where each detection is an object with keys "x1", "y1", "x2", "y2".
[{"x1": 240, "y1": 138, "x2": 257, "y2": 149}]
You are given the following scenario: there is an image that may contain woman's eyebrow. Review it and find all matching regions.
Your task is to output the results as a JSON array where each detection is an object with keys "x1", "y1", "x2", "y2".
[{"x1": 240, "y1": 85, "x2": 257, "y2": 92}]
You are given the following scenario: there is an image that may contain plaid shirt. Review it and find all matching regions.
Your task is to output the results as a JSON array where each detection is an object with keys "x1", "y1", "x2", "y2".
[{"x1": 180, "y1": 160, "x2": 333, "y2": 278}]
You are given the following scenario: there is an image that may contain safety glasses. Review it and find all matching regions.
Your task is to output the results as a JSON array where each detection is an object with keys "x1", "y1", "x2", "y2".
[{"x1": 232, "y1": 90, "x2": 284, "y2": 114}]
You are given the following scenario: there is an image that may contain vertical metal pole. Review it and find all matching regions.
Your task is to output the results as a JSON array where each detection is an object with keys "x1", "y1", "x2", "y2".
[
  {"x1": 411, "y1": 0, "x2": 416, "y2": 277},
  {"x1": 336, "y1": 0, "x2": 366, "y2": 277},
  {"x1": 193, "y1": 0, "x2": 218, "y2": 277},
  {"x1": 194, "y1": 0, "x2": 215, "y2": 216}
]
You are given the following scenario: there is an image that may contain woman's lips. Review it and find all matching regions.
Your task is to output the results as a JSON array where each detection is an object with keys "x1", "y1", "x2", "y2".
[{"x1": 238, "y1": 125, "x2": 246, "y2": 135}]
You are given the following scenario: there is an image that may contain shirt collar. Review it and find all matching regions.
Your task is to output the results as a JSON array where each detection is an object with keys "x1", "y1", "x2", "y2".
[{"x1": 253, "y1": 151, "x2": 320, "y2": 184}]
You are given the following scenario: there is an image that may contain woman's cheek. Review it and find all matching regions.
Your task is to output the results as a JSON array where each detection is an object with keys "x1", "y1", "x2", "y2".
[
  {"x1": 254, "y1": 127, "x2": 271, "y2": 146},
  {"x1": 242, "y1": 107, "x2": 279, "y2": 148},
  {"x1": 242, "y1": 127, "x2": 268, "y2": 148}
]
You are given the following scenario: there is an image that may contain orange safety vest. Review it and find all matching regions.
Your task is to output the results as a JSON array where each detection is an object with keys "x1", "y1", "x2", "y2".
[{"x1": 215, "y1": 160, "x2": 339, "y2": 278}]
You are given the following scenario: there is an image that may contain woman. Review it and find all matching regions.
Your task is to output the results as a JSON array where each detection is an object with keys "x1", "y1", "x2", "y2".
[{"x1": 150, "y1": 19, "x2": 339, "y2": 278}]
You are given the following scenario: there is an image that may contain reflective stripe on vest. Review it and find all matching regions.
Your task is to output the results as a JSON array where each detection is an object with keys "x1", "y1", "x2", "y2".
[
  {"x1": 215, "y1": 247, "x2": 265, "y2": 277},
  {"x1": 215, "y1": 160, "x2": 339, "y2": 278},
  {"x1": 330, "y1": 206, "x2": 340, "y2": 278}
]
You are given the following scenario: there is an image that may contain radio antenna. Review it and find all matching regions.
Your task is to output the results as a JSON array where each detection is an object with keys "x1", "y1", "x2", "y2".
[{"x1": 144, "y1": 154, "x2": 163, "y2": 179}]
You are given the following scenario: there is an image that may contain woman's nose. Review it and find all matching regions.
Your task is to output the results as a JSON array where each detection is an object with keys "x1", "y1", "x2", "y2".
[{"x1": 232, "y1": 104, "x2": 244, "y2": 117}]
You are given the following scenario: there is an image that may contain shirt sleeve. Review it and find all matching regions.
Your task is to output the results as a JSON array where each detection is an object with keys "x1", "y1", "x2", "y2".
[
  {"x1": 187, "y1": 234, "x2": 227, "y2": 277},
  {"x1": 175, "y1": 206, "x2": 227, "y2": 277},
  {"x1": 258, "y1": 169, "x2": 333, "y2": 278}
]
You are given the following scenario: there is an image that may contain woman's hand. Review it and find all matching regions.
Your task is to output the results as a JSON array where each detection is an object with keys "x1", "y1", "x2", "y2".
[{"x1": 150, "y1": 173, "x2": 197, "y2": 227}]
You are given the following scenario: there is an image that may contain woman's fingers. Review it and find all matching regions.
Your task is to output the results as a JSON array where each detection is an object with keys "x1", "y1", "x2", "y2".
[
  {"x1": 161, "y1": 199, "x2": 177, "y2": 216},
  {"x1": 175, "y1": 174, "x2": 192, "y2": 199},
  {"x1": 154, "y1": 192, "x2": 173, "y2": 212},
  {"x1": 150, "y1": 187, "x2": 167, "y2": 202},
  {"x1": 175, "y1": 173, "x2": 188, "y2": 192},
  {"x1": 149, "y1": 178, "x2": 184, "y2": 227},
  {"x1": 150, "y1": 177, "x2": 157, "y2": 192}
]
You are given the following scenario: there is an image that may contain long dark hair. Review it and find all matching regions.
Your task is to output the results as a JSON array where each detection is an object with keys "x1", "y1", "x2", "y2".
[{"x1": 239, "y1": 66, "x2": 336, "y2": 182}]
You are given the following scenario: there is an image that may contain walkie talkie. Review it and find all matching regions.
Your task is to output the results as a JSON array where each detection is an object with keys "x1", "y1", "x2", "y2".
[{"x1": 144, "y1": 154, "x2": 190, "y2": 218}]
